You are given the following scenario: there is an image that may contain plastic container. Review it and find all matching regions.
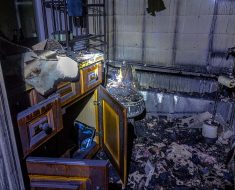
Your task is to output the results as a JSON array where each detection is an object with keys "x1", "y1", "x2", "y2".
[{"x1": 202, "y1": 120, "x2": 218, "y2": 144}]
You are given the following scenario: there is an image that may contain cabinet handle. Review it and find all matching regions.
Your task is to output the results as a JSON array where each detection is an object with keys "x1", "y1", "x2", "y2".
[{"x1": 41, "y1": 123, "x2": 52, "y2": 135}]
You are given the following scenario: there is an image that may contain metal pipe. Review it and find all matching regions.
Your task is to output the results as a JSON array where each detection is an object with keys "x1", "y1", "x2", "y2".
[
  {"x1": 59, "y1": 0, "x2": 63, "y2": 32},
  {"x1": 42, "y1": 0, "x2": 49, "y2": 38},
  {"x1": 63, "y1": 0, "x2": 69, "y2": 48},
  {"x1": 113, "y1": 0, "x2": 116, "y2": 59},
  {"x1": 104, "y1": 0, "x2": 108, "y2": 59},
  {"x1": 51, "y1": 0, "x2": 57, "y2": 33}
]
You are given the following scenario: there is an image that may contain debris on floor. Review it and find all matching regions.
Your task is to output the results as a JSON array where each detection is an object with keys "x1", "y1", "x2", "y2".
[
  {"x1": 97, "y1": 115, "x2": 234, "y2": 190},
  {"x1": 176, "y1": 111, "x2": 212, "y2": 128}
]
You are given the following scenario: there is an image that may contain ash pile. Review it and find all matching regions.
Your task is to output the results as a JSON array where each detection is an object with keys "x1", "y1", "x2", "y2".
[
  {"x1": 127, "y1": 115, "x2": 234, "y2": 190},
  {"x1": 96, "y1": 113, "x2": 234, "y2": 190}
]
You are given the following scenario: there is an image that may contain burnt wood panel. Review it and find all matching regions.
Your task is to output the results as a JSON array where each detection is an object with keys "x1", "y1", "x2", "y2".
[
  {"x1": 28, "y1": 80, "x2": 82, "y2": 108},
  {"x1": 30, "y1": 175, "x2": 91, "y2": 190},
  {"x1": 98, "y1": 85, "x2": 128, "y2": 186},
  {"x1": 17, "y1": 94, "x2": 63, "y2": 157},
  {"x1": 26, "y1": 157, "x2": 108, "y2": 190},
  {"x1": 55, "y1": 81, "x2": 82, "y2": 107},
  {"x1": 80, "y1": 63, "x2": 102, "y2": 94}
]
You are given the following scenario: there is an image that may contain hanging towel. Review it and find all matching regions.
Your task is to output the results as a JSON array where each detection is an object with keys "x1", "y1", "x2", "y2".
[
  {"x1": 67, "y1": 0, "x2": 83, "y2": 17},
  {"x1": 147, "y1": 0, "x2": 166, "y2": 16}
]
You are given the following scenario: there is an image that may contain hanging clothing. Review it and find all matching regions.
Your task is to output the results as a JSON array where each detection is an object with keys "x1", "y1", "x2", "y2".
[
  {"x1": 147, "y1": 0, "x2": 166, "y2": 16},
  {"x1": 67, "y1": 0, "x2": 83, "y2": 17}
]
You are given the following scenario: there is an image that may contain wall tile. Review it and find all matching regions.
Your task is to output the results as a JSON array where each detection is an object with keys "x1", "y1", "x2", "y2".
[
  {"x1": 144, "y1": 48, "x2": 173, "y2": 66},
  {"x1": 178, "y1": 0, "x2": 215, "y2": 16},
  {"x1": 145, "y1": 15, "x2": 155, "y2": 33},
  {"x1": 115, "y1": 16, "x2": 125, "y2": 32},
  {"x1": 108, "y1": 32, "x2": 114, "y2": 47},
  {"x1": 123, "y1": 47, "x2": 142, "y2": 61},
  {"x1": 116, "y1": 32, "x2": 124, "y2": 46},
  {"x1": 144, "y1": 48, "x2": 157, "y2": 63},
  {"x1": 214, "y1": 15, "x2": 230, "y2": 34},
  {"x1": 123, "y1": 16, "x2": 143, "y2": 32},
  {"x1": 115, "y1": 0, "x2": 126, "y2": 15},
  {"x1": 199, "y1": 0, "x2": 216, "y2": 15},
  {"x1": 217, "y1": 1, "x2": 232, "y2": 15},
  {"x1": 177, "y1": 15, "x2": 213, "y2": 34},
  {"x1": 127, "y1": 0, "x2": 143, "y2": 16},
  {"x1": 115, "y1": 46, "x2": 125, "y2": 60},
  {"x1": 227, "y1": 15, "x2": 235, "y2": 34},
  {"x1": 108, "y1": 16, "x2": 114, "y2": 33},
  {"x1": 175, "y1": 50, "x2": 208, "y2": 66},
  {"x1": 154, "y1": 16, "x2": 176, "y2": 33},
  {"x1": 155, "y1": 50, "x2": 173, "y2": 65},
  {"x1": 123, "y1": 32, "x2": 142, "y2": 47},
  {"x1": 212, "y1": 34, "x2": 235, "y2": 51},
  {"x1": 230, "y1": 1, "x2": 235, "y2": 15},
  {"x1": 145, "y1": 33, "x2": 174, "y2": 50},
  {"x1": 176, "y1": 34, "x2": 210, "y2": 51}
]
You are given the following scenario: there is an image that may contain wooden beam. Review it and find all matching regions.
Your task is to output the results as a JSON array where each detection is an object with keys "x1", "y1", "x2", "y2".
[{"x1": 0, "y1": 63, "x2": 25, "y2": 189}]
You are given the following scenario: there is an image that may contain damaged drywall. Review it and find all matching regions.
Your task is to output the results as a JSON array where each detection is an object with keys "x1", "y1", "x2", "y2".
[{"x1": 111, "y1": 0, "x2": 235, "y2": 74}]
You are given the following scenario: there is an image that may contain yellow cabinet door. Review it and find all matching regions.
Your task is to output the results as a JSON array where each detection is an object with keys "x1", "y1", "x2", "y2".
[{"x1": 98, "y1": 85, "x2": 128, "y2": 186}]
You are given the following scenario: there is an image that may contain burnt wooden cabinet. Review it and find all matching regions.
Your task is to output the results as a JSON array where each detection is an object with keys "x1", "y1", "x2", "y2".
[
  {"x1": 28, "y1": 62, "x2": 102, "y2": 108},
  {"x1": 17, "y1": 94, "x2": 63, "y2": 157},
  {"x1": 80, "y1": 63, "x2": 102, "y2": 94},
  {"x1": 27, "y1": 157, "x2": 108, "y2": 190},
  {"x1": 17, "y1": 85, "x2": 128, "y2": 190},
  {"x1": 29, "y1": 80, "x2": 82, "y2": 108}
]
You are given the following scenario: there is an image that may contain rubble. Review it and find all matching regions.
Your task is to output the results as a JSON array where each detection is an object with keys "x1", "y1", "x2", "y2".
[
  {"x1": 175, "y1": 112, "x2": 212, "y2": 129},
  {"x1": 144, "y1": 160, "x2": 155, "y2": 187},
  {"x1": 217, "y1": 130, "x2": 234, "y2": 145},
  {"x1": 97, "y1": 116, "x2": 234, "y2": 189},
  {"x1": 24, "y1": 53, "x2": 79, "y2": 95}
]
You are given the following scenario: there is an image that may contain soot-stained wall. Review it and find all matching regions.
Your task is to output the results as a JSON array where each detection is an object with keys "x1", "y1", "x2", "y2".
[{"x1": 109, "y1": 0, "x2": 235, "y2": 74}]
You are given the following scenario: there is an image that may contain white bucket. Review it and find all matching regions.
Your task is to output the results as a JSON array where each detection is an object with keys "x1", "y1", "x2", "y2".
[{"x1": 202, "y1": 121, "x2": 218, "y2": 139}]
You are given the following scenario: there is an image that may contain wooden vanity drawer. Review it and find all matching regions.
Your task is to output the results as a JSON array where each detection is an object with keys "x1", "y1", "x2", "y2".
[
  {"x1": 17, "y1": 94, "x2": 63, "y2": 157},
  {"x1": 56, "y1": 81, "x2": 81, "y2": 107},
  {"x1": 28, "y1": 80, "x2": 82, "y2": 107},
  {"x1": 26, "y1": 157, "x2": 108, "y2": 190},
  {"x1": 80, "y1": 63, "x2": 102, "y2": 94}
]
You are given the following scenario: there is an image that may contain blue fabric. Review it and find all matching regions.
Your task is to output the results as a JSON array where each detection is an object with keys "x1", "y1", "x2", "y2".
[
  {"x1": 67, "y1": 0, "x2": 83, "y2": 17},
  {"x1": 74, "y1": 121, "x2": 95, "y2": 151}
]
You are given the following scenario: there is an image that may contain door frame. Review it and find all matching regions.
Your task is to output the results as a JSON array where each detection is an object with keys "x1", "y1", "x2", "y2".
[{"x1": 0, "y1": 63, "x2": 25, "y2": 189}]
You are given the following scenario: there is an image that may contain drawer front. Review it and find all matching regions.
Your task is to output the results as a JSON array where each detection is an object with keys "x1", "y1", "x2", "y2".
[
  {"x1": 56, "y1": 82, "x2": 81, "y2": 107},
  {"x1": 28, "y1": 81, "x2": 82, "y2": 107},
  {"x1": 81, "y1": 63, "x2": 102, "y2": 93},
  {"x1": 30, "y1": 175, "x2": 91, "y2": 190},
  {"x1": 17, "y1": 94, "x2": 63, "y2": 157},
  {"x1": 27, "y1": 157, "x2": 108, "y2": 190}
]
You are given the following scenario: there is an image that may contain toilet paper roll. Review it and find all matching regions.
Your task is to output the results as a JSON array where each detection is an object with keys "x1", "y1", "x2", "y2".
[
  {"x1": 202, "y1": 123, "x2": 218, "y2": 139},
  {"x1": 218, "y1": 76, "x2": 235, "y2": 88}
]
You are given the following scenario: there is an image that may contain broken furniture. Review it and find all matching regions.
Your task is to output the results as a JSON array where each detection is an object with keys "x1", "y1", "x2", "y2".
[
  {"x1": 15, "y1": 53, "x2": 128, "y2": 189},
  {"x1": 106, "y1": 63, "x2": 146, "y2": 138},
  {"x1": 27, "y1": 53, "x2": 103, "y2": 107},
  {"x1": 106, "y1": 85, "x2": 145, "y2": 119}
]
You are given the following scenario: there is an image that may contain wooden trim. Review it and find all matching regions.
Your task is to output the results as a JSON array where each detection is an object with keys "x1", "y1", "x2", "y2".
[
  {"x1": 26, "y1": 157, "x2": 109, "y2": 190},
  {"x1": 98, "y1": 85, "x2": 128, "y2": 186},
  {"x1": 0, "y1": 64, "x2": 25, "y2": 189}
]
